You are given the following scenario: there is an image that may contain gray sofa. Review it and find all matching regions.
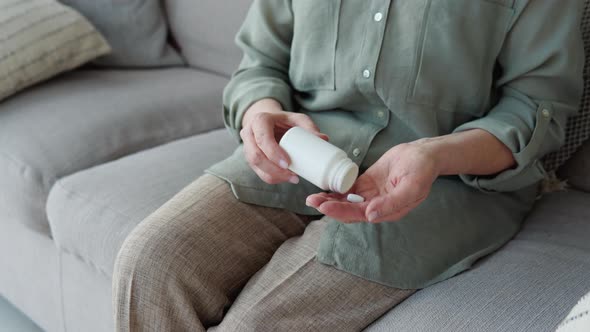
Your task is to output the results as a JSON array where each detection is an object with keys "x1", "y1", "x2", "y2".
[{"x1": 1, "y1": 1, "x2": 589, "y2": 331}]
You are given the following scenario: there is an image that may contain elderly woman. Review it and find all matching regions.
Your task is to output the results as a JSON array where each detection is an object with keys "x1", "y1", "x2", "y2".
[{"x1": 113, "y1": 0, "x2": 584, "y2": 331}]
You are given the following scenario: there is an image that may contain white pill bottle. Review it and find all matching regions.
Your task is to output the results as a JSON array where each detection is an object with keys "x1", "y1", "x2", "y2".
[{"x1": 279, "y1": 127, "x2": 359, "y2": 194}]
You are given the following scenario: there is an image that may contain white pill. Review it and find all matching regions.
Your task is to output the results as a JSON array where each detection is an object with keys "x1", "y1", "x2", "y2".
[{"x1": 347, "y1": 194, "x2": 365, "y2": 203}]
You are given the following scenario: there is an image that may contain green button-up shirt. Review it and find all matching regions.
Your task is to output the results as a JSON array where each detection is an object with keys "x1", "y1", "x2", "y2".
[{"x1": 207, "y1": 0, "x2": 584, "y2": 289}]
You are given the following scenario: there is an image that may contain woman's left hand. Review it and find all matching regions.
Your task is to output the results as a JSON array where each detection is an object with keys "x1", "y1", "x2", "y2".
[{"x1": 306, "y1": 142, "x2": 440, "y2": 223}]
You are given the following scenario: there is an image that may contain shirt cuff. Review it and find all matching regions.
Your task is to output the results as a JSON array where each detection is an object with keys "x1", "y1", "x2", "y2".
[{"x1": 452, "y1": 101, "x2": 555, "y2": 192}]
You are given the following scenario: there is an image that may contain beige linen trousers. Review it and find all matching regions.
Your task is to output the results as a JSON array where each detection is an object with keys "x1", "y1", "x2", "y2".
[{"x1": 112, "y1": 174, "x2": 415, "y2": 331}]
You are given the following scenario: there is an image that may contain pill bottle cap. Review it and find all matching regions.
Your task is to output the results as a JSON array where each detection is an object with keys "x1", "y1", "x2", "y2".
[{"x1": 330, "y1": 158, "x2": 359, "y2": 193}]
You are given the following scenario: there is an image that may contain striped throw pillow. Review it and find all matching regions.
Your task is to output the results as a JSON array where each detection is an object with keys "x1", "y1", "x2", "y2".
[
  {"x1": 0, "y1": 0, "x2": 110, "y2": 101},
  {"x1": 556, "y1": 291, "x2": 590, "y2": 332}
]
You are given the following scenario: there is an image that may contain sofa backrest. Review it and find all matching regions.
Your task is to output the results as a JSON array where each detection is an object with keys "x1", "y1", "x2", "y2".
[
  {"x1": 543, "y1": 0, "x2": 590, "y2": 172},
  {"x1": 166, "y1": 0, "x2": 253, "y2": 77},
  {"x1": 552, "y1": 0, "x2": 590, "y2": 192},
  {"x1": 60, "y1": 0, "x2": 184, "y2": 68},
  {"x1": 559, "y1": 139, "x2": 590, "y2": 192}
]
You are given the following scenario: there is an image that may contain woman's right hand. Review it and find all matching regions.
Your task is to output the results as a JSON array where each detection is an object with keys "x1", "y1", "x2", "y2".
[{"x1": 240, "y1": 98, "x2": 329, "y2": 185}]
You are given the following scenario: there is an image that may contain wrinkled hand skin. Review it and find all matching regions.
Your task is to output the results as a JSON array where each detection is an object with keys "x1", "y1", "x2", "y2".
[
  {"x1": 306, "y1": 142, "x2": 440, "y2": 224},
  {"x1": 240, "y1": 98, "x2": 329, "y2": 185}
]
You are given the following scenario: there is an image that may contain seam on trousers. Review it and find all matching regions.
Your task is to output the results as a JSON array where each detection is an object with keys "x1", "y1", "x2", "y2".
[{"x1": 235, "y1": 253, "x2": 317, "y2": 327}]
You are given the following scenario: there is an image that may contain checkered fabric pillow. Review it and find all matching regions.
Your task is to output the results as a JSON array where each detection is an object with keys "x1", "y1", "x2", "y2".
[{"x1": 543, "y1": 0, "x2": 590, "y2": 172}]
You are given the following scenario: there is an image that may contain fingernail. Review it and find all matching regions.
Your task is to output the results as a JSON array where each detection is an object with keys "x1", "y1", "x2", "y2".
[
  {"x1": 279, "y1": 159, "x2": 289, "y2": 169},
  {"x1": 305, "y1": 198, "x2": 313, "y2": 207},
  {"x1": 368, "y1": 212, "x2": 379, "y2": 222},
  {"x1": 289, "y1": 175, "x2": 300, "y2": 184}
]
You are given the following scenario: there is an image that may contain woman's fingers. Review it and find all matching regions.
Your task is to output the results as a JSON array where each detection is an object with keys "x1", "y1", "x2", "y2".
[
  {"x1": 307, "y1": 179, "x2": 428, "y2": 223},
  {"x1": 316, "y1": 200, "x2": 368, "y2": 223},
  {"x1": 241, "y1": 127, "x2": 298, "y2": 184},
  {"x1": 305, "y1": 192, "x2": 347, "y2": 208},
  {"x1": 306, "y1": 192, "x2": 368, "y2": 223},
  {"x1": 241, "y1": 110, "x2": 332, "y2": 185},
  {"x1": 251, "y1": 113, "x2": 293, "y2": 168}
]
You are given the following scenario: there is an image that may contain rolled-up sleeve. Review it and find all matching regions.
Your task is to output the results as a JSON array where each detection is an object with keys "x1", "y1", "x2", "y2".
[
  {"x1": 452, "y1": 0, "x2": 585, "y2": 192},
  {"x1": 222, "y1": 0, "x2": 294, "y2": 142}
]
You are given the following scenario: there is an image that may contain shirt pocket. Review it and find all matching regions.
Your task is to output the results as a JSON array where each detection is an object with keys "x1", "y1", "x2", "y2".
[
  {"x1": 406, "y1": 0, "x2": 514, "y2": 115},
  {"x1": 289, "y1": 0, "x2": 341, "y2": 91}
]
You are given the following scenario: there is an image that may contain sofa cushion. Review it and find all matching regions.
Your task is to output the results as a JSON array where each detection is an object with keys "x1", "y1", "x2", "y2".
[
  {"x1": 48, "y1": 143, "x2": 590, "y2": 331},
  {"x1": 46, "y1": 129, "x2": 237, "y2": 276},
  {"x1": 0, "y1": 0, "x2": 110, "y2": 101},
  {"x1": 59, "y1": 0, "x2": 183, "y2": 67},
  {"x1": 166, "y1": 0, "x2": 252, "y2": 76},
  {"x1": 0, "y1": 68, "x2": 228, "y2": 235},
  {"x1": 559, "y1": 139, "x2": 590, "y2": 192},
  {"x1": 367, "y1": 190, "x2": 590, "y2": 332}
]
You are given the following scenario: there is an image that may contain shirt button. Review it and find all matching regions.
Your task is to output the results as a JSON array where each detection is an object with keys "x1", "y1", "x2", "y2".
[
  {"x1": 374, "y1": 12, "x2": 383, "y2": 22},
  {"x1": 541, "y1": 109, "x2": 551, "y2": 118},
  {"x1": 362, "y1": 69, "x2": 371, "y2": 78},
  {"x1": 377, "y1": 111, "x2": 385, "y2": 118},
  {"x1": 352, "y1": 148, "x2": 361, "y2": 157}
]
